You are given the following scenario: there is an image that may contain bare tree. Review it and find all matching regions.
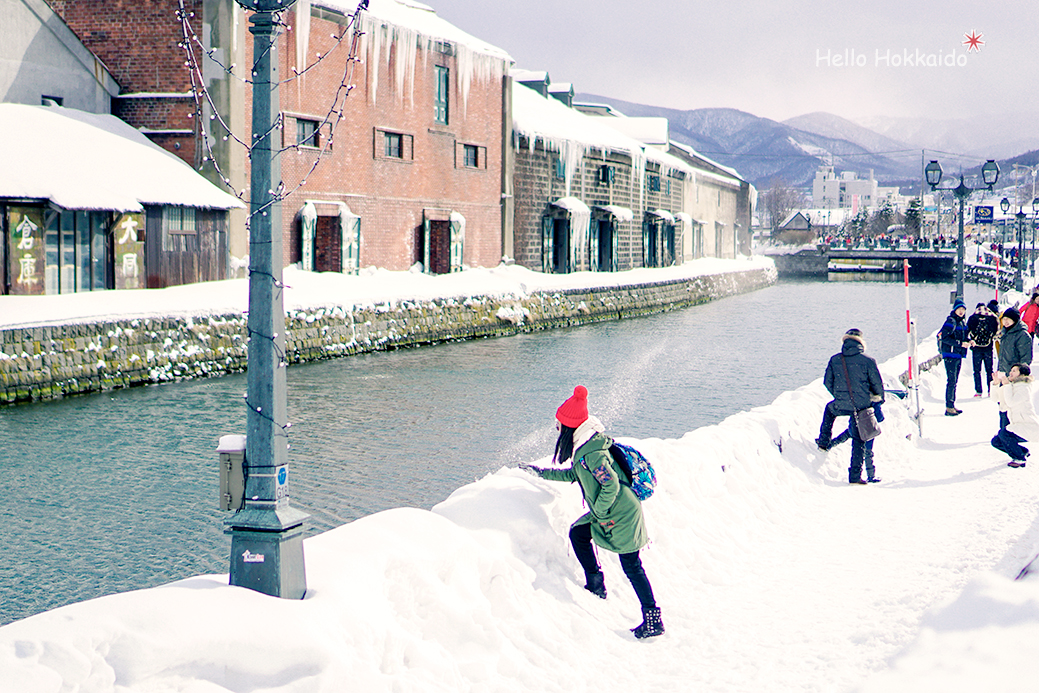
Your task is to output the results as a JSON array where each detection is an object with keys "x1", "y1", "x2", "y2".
[{"x1": 762, "y1": 178, "x2": 802, "y2": 235}]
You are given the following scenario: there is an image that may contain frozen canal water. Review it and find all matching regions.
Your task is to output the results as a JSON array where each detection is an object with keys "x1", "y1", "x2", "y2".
[{"x1": 0, "y1": 278, "x2": 992, "y2": 624}]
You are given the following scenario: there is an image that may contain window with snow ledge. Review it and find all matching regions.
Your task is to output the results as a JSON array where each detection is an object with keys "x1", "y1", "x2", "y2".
[
  {"x1": 434, "y1": 65, "x2": 449, "y2": 125},
  {"x1": 375, "y1": 129, "x2": 414, "y2": 161},
  {"x1": 457, "y1": 143, "x2": 486, "y2": 169}
]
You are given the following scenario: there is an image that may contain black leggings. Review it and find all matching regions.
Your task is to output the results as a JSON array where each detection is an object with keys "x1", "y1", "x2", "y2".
[{"x1": 569, "y1": 522, "x2": 657, "y2": 609}]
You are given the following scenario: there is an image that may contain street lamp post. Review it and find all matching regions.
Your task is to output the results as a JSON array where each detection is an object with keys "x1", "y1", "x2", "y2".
[
  {"x1": 1032, "y1": 197, "x2": 1039, "y2": 278},
  {"x1": 925, "y1": 159, "x2": 1001, "y2": 301},
  {"x1": 1002, "y1": 196, "x2": 1039, "y2": 292},
  {"x1": 224, "y1": 0, "x2": 309, "y2": 599}
]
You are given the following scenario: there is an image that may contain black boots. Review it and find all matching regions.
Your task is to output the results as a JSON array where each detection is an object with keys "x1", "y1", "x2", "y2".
[
  {"x1": 632, "y1": 606, "x2": 665, "y2": 639},
  {"x1": 584, "y1": 571, "x2": 607, "y2": 599}
]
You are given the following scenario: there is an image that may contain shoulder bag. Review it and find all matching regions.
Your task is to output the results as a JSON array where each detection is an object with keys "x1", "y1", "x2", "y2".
[{"x1": 841, "y1": 355, "x2": 882, "y2": 441}]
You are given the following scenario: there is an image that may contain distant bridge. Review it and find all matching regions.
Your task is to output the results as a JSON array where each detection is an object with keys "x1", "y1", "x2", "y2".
[{"x1": 769, "y1": 247, "x2": 956, "y2": 279}]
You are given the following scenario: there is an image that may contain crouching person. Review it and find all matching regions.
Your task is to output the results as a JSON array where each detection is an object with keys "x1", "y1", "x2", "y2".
[
  {"x1": 992, "y1": 364, "x2": 1039, "y2": 468},
  {"x1": 521, "y1": 385, "x2": 664, "y2": 639}
]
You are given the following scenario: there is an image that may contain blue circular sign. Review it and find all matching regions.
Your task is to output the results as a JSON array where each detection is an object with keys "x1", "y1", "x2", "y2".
[{"x1": 277, "y1": 467, "x2": 287, "y2": 485}]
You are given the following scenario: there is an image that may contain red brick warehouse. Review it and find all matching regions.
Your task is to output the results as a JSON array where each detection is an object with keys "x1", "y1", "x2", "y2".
[
  {"x1": 49, "y1": 0, "x2": 512, "y2": 273},
  {"x1": 258, "y1": 0, "x2": 512, "y2": 273}
]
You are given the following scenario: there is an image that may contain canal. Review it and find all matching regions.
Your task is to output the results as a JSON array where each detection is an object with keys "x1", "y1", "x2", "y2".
[{"x1": 0, "y1": 278, "x2": 993, "y2": 624}]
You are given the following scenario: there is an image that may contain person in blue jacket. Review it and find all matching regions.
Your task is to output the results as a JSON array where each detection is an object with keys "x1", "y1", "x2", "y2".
[{"x1": 939, "y1": 299, "x2": 971, "y2": 416}]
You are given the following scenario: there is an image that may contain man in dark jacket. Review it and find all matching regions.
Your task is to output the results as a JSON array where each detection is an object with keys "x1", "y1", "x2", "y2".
[
  {"x1": 938, "y1": 299, "x2": 970, "y2": 415},
  {"x1": 820, "y1": 328, "x2": 885, "y2": 484},
  {"x1": 967, "y1": 302, "x2": 998, "y2": 397}
]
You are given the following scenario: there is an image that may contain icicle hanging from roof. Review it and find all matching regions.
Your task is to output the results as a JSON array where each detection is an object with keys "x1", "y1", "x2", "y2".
[
  {"x1": 295, "y1": 0, "x2": 311, "y2": 81},
  {"x1": 357, "y1": 9, "x2": 505, "y2": 113}
]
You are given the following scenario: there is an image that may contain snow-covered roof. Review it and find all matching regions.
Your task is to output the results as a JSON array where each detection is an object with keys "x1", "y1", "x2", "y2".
[
  {"x1": 788, "y1": 208, "x2": 856, "y2": 227},
  {"x1": 0, "y1": 104, "x2": 242, "y2": 212},
  {"x1": 355, "y1": 0, "x2": 509, "y2": 60},
  {"x1": 551, "y1": 196, "x2": 590, "y2": 214},
  {"x1": 512, "y1": 84, "x2": 694, "y2": 178},
  {"x1": 510, "y1": 69, "x2": 549, "y2": 82},
  {"x1": 318, "y1": 0, "x2": 511, "y2": 61},
  {"x1": 597, "y1": 205, "x2": 634, "y2": 222},
  {"x1": 599, "y1": 117, "x2": 669, "y2": 148},
  {"x1": 322, "y1": 0, "x2": 511, "y2": 115},
  {"x1": 669, "y1": 140, "x2": 745, "y2": 185},
  {"x1": 573, "y1": 101, "x2": 626, "y2": 117},
  {"x1": 779, "y1": 210, "x2": 810, "y2": 228}
]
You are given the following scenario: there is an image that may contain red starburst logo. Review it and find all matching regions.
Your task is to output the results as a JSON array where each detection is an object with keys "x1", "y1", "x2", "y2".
[{"x1": 963, "y1": 30, "x2": 984, "y2": 53}]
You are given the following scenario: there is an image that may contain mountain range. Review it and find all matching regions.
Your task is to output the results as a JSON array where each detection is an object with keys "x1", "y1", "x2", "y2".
[{"x1": 575, "y1": 93, "x2": 1039, "y2": 192}]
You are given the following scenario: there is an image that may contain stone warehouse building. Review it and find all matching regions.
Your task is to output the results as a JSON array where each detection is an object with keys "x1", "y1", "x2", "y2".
[
  {"x1": 578, "y1": 109, "x2": 754, "y2": 261},
  {"x1": 509, "y1": 74, "x2": 689, "y2": 274}
]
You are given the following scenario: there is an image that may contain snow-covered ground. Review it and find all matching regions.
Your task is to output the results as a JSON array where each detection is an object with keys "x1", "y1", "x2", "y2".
[
  {"x1": 0, "y1": 256, "x2": 771, "y2": 330},
  {"x1": 3, "y1": 305, "x2": 1039, "y2": 691}
]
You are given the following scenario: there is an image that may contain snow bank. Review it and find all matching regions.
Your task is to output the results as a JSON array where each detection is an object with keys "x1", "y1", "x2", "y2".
[
  {"x1": 3, "y1": 286, "x2": 1039, "y2": 691},
  {"x1": 0, "y1": 256, "x2": 773, "y2": 330},
  {"x1": 859, "y1": 573, "x2": 1039, "y2": 692},
  {"x1": 1, "y1": 353, "x2": 839, "y2": 692}
]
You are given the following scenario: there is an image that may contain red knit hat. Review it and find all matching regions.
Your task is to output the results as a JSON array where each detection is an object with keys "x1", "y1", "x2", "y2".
[{"x1": 556, "y1": 385, "x2": 589, "y2": 428}]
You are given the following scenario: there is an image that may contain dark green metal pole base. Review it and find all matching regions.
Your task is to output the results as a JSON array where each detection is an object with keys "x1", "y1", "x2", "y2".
[{"x1": 227, "y1": 526, "x2": 307, "y2": 599}]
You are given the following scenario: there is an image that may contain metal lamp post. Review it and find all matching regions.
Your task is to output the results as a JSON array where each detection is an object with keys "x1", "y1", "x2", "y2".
[
  {"x1": 1032, "y1": 197, "x2": 1039, "y2": 278},
  {"x1": 1000, "y1": 196, "x2": 1029, "y2": 292},
  {"x1": 224, "y1": 0, "x2": 309, "y2": 599},
  {"x1": 999, "y1": 197, "x2": 1039, "y2": 293},
  {"x1": 925, "y1": 159, "x2": 1001, "y2": 301}
]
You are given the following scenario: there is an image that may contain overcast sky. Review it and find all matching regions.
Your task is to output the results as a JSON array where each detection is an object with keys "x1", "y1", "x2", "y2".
[{"x1": 433, "y1": 0, "x2": 1039, "y2": 125}]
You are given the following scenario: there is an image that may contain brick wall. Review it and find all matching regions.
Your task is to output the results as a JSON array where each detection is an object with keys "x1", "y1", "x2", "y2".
[
  {"x1": 49, "y1": 0, "x2": 203, "y2": 163},
  {"x1": 266, "y1": 9, "x2": 507, "y2": 271}
]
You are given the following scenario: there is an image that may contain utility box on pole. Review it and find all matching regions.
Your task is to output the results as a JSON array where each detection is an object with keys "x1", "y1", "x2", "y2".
[{"x1": 218, "y1": 434, "x2": 247, "y2": 511}]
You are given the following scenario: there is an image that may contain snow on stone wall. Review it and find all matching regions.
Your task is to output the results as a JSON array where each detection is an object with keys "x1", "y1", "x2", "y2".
[{"x1": 0, "y1": 267, "x2": 775, "y2": 404}]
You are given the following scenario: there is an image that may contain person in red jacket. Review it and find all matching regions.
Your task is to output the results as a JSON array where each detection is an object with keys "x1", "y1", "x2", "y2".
[{"x1": 1020, "y1": 293, "x2": 1039, "y2": 339}]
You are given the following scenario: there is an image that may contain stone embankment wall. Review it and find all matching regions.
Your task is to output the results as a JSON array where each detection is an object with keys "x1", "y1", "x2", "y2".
[{"x1": 0, "y1": 266, "x2": 776, "y2": 404}]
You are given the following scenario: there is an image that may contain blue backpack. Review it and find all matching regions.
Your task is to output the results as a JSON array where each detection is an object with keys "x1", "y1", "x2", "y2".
[{"x1": 608, "y1": 442, "x2": 657, "y2": 501}]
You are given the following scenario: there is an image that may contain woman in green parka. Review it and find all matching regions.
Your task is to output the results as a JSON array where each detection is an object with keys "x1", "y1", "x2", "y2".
[{"x1": 521, "y1": 385, "x2": 664, "y2": 639}]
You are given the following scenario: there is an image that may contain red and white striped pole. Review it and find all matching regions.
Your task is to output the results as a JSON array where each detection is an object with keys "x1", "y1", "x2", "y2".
[
  {"x1": 905, "y1": 259, "x2": 922, "y2": 435},
  {"x1": 996, "y1": 255, "x2": 1001, "y2": 302}
]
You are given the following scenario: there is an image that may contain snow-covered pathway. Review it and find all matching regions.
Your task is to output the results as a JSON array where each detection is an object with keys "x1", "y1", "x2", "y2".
[
  {"x1": 667, "y1": 364, "x2": 1039, "y2": 691},
  {"x1": 5, "y1": 344, "x2": 1039, "y2": 692}
]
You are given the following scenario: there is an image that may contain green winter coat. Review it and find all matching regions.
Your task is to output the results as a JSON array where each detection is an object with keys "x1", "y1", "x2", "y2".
[{"x1": 537, "y1": 432, "x2": 649, "y2": 554}]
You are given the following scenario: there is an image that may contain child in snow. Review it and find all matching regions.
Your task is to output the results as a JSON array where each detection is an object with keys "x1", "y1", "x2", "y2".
[
  {"x1": 520, "y1": 385, "x2": 664, "y2": 639},
  {"x1": 991, "y1": 363, "x2": 1039, "y2": 468}
]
